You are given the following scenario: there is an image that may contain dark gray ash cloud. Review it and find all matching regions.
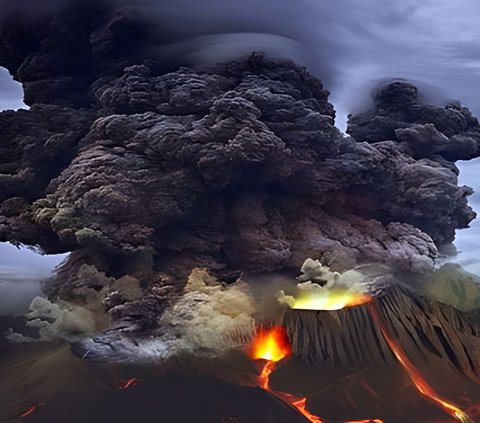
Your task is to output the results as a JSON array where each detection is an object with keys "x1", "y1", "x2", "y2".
[{"x1": 1, "y1": 0, "x2": 480, "y2": 313}]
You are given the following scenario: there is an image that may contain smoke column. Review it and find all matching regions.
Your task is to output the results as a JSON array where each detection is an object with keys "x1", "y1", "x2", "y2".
[{"x1": 1, "y1": 0, "x2": 480, "y2": 315}]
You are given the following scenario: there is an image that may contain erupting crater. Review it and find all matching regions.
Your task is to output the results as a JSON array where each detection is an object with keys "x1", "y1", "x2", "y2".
[
  {"x1": 268, "y1": 276, "x2": 479, "y2": 422},
  {"x1": 282, "y1": 288, "x2": 372, "y2": 312}
]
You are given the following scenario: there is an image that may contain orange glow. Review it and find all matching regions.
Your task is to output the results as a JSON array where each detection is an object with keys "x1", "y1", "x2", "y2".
[
  {"x1": 19, "y1": 402, "x2": 46, "y2": 418},
  {"x1": 250, "y1": 326, "x2": 383, "y2": 423},
  {"x1": 257, "y1": 360, "x2": 276, "y2": 390},
  {"x1": 369, "y1": 303, "x2": 472, "y2": 423},
  {"x1": 291, "y1": 397, "x2": 324, "y2": 423},
  {"x1": 117, "y1": 378, "x2": 139, "y2": 390},
  {"x1": 286, "y1": 289, "x2": 372, "y2": 311},
  {"x1": 345, "y1": 420, "x2": 383, "y2": 423},
  {"x1": 250, "y1": 326, "x2": 292, "y2": 362}
]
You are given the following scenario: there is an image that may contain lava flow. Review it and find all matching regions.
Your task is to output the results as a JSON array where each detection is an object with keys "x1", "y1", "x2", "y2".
[
  {"x1": 368, "y1": 303, "x2": 472, "y2": 423},
  {"x1": 250, "y1": 326, "x2": 324, "y2": 422},
  {"x1": 249, "y1": 327, "x2": 383, "y2": 423},
  {"x1": 18, "y1": 402, "x2": 46, "y2": 418},
  {"x1": 117, "y1": 378, "x2": 139, "y2": 390}
]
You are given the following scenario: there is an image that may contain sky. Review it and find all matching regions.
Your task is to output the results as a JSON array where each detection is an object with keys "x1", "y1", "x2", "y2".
[
  {"x1": 1, "y1": 0, "x2": 480, "y2": 314},
  {"x1": 0, "y1": 67, "x2": 25, "y2": 111}
]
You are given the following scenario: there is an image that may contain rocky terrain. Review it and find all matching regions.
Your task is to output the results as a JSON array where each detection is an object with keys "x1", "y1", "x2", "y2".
[{"x1": 1, "y1": 0, "x2": 480, "y2": 342}]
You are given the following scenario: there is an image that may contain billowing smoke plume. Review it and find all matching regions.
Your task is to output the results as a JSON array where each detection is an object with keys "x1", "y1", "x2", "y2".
[
  {"x1": 158, "y1": 269, "x2": 256, "y2": 354},
  {"x1": 108, "y1": 0, "x2": 480, "y2": 123},
  {"x1": 2, "y1": 0, "x2": 480, "y2": 316},
  {"x1": 72, "y1": 269, "x2": 257, "y2": 363}
]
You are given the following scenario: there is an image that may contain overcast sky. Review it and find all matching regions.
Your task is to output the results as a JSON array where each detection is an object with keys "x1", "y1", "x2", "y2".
[{"x1": 0, "y1": 67, "x2": 25, "y2": 111}]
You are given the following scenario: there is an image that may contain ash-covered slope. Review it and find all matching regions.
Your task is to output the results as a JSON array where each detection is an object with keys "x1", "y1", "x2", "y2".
[{"x1": 0, "y1": 1, "x2": 479, "y2": 305}]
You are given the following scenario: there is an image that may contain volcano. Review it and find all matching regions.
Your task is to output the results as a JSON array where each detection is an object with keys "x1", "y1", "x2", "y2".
[
  {"x1": 266, "y1": 283, "x2": 480, "y2": 422},
  {"x1": 1, "y1": 1, "x2": 480, "y2": 422}
]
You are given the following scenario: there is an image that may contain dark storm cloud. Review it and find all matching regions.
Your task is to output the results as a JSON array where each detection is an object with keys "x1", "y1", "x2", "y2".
[
  {"x1": 2, "y1": 0, "x2": 480, "y2": 124},
  {"x1": 103, "y1": 0, "x2": 480, "y2": 127}
]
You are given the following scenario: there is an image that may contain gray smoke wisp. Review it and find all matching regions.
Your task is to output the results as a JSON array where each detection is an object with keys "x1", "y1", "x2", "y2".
[{"x1": 6, "y1": 297, "x2": 96, "y2": 342}]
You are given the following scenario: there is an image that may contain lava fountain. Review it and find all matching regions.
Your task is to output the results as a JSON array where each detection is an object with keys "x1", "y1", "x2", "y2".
[{"x1": 250, "y1": 326, "x2": 292, "y2": 364}]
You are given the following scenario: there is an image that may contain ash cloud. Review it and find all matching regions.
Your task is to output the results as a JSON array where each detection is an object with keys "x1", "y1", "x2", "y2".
[{"x1": 2, "y1": 0, "x2": 480, "y2": 315}]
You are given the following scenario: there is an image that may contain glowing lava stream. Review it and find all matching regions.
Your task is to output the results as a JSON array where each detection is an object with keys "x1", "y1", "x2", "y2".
[
  {"x1": 117, "y1": 378, "x2": 139, "y2": 390},
  {"x1": 250, "y1": 327, "x2": 383, "y2": 423},
  {"x1": 19, "y1": 402, "x2": 46, "y2": 418},
  {"x1": 368, "y1": 303, "x2": 472, "y2": 423}
]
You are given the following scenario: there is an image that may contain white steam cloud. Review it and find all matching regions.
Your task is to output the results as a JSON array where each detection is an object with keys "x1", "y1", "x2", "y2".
[
  {"x1": 75, "y1": 269, "x2": 257, "y2": 363},
  {"x1": 277, "y1": 259, "x2": 374, "y2": 311}
]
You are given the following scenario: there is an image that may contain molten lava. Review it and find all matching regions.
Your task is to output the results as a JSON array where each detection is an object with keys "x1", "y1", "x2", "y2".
[
  {"x1": 19, "y1": 402, "x2": 46, "y2": 418},
  {"x1": 369, "y1": 303, "x2": 472, "y2": 423},
  {"x1": 290, "y1": 397, "x2": 324, "y2": 423},
  {"x1": 250, "y1": 326, "x2": 292, "y2": 362},
  {"x1": 344, "y1": 420, "x2": 383, "y2": 423},
  {"x1": 249, "y1": 326, "x2": 383, "y2": 423},
  {"x1": 287, "y1": 289, "x2": 371, "y2": 311},
  {"x1": 117, "y1": 378, "x2": 139, "y2": 390}
]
